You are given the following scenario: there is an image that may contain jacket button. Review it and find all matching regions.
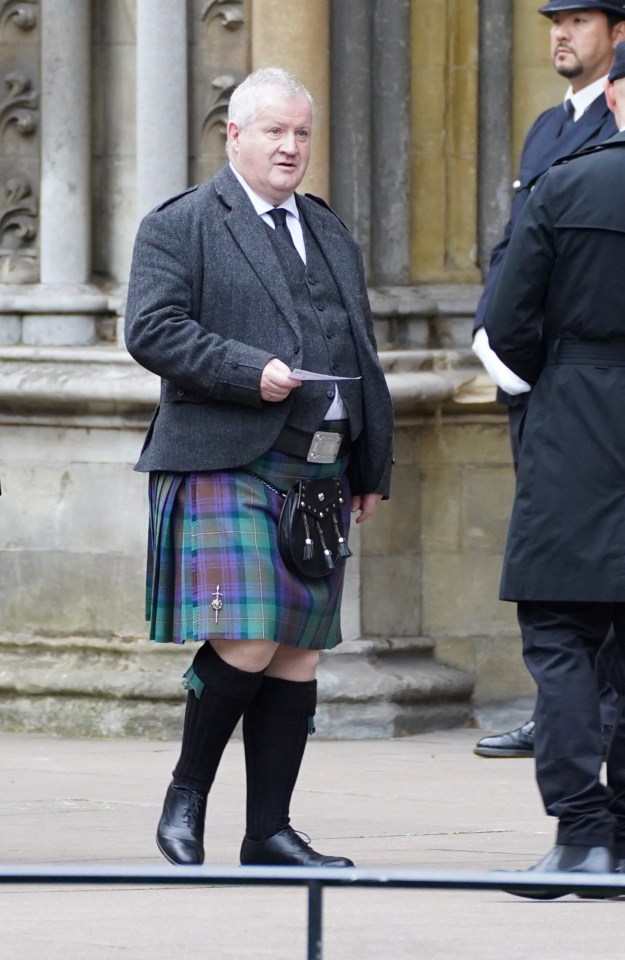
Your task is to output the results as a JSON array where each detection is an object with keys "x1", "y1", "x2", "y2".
[
  {"x1": 293, "y1": 345, "x2": 300, "y2": 354},
  {"x1": 231, "y1": 361, "x2": 239, "y2": 369},
  {"x1": 326, "y1": 389, "x2": 334, "y2": 399},
  {"x1": 177, "y1": 389, "x2": 184, "y2": 397}
]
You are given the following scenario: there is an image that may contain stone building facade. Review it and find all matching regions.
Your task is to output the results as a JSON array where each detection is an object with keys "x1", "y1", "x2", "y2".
[{"x1": 0, "y1": 1, "x2": 568, "y2": 737}]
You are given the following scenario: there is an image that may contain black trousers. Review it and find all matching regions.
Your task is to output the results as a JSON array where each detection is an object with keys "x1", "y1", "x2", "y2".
[{"x1": 518, "y1": 600, "x2": 625, "y2": 850}]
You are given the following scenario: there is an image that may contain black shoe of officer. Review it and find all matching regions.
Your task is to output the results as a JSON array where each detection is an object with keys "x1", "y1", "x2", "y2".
[
  {"x1": 240, "y1": 826, "x2": 354, "y2": 867},
  {"x1": 502, "y1": 844, "x2": 617, "y2": 900},
  {"x1": 474, "y1": 720, "x2": 613, "y2": 759},
  {"x1": 474, "y1": 720, "x2": 535, "y2": 758},
  {"x1": 156, "y1": 782, "x2": 207, "y2": 865}
]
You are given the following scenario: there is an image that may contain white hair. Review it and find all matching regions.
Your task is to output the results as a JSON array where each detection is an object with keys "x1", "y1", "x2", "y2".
[{"x1": 226, "y1": 68, "x2": 313, "y2": 156}]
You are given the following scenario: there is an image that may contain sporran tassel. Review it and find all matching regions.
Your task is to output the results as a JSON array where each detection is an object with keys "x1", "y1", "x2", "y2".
[
  {"x1": 302, "y1": 513, "x2": 314, "y2": 561},
  {"x1": 332, "y1": 510, "x2": 353, "y2": 559},
  {"x1": 316, "y1": 520, "x2": 335, "y2": 570}
]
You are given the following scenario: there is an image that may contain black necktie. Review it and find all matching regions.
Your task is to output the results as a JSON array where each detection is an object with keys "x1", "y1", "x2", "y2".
[
  {"x1": 267, "y1": 207, "x2": 297, "y2": 249},
  {"x1": 560, "y1": 99, "x2": 575, "y2": 135}
]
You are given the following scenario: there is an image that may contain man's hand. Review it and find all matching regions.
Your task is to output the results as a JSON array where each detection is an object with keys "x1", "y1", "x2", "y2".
[
  {"x1": 260, "y1": 358, "x2": 302, "y2": 402},
  {"x1": 351, "y1": 493, "x2": 383, "y2": 524}
]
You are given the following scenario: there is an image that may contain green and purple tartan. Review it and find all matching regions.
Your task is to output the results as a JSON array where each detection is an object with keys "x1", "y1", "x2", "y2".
[{"x1": 146, "y1": 449, "x2": 351, "y2": 649}]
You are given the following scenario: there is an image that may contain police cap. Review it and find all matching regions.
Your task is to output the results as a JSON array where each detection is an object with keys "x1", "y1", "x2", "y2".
[
  {"x1": 608, "y1": 39, "x2": 625, "y2": 79},
  {"x1": 539, "y1": 0, "x2": 625, "y2": 17}
]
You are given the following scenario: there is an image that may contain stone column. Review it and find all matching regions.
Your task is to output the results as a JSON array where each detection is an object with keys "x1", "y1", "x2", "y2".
[
  {"x1": 251, "y1": 0, "x2": 330, "y2": 200},
  {"x1": 478, "y1": 0, "x2": 513, "y2": 275},
  {"x1": 39, "y1": 0, "x2": 91, "y2": 288},
  {"x1": 371, "y1": 0, "x2": 411, "y2": 285},
  {"x1": 330, "y1": 0, "x2": 372, "y2": 270},
  {"x1": 136, "y1": 0, "x2": 188, "y2": 220}
]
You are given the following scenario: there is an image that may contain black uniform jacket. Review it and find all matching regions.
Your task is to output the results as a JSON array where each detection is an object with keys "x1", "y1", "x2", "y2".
[
  {"x1": 484, "y1": 132, "x2": 625, "y2": 602},
  {"x1": 476, "y1": 93, "x2": 617, "y2": 404},
  {"x1": 125, "y1": 165, "x2": 394, "y2": 497}
]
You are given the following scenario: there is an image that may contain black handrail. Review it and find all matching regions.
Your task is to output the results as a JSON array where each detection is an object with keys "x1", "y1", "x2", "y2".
[{"x1": 1, "y1": 864, "x2": 623, "y2": 960}]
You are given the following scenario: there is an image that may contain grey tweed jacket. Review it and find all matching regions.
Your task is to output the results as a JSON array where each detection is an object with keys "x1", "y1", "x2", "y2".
[{"x1": 125, "y1": 164, "x2": 393, "y2": 496}]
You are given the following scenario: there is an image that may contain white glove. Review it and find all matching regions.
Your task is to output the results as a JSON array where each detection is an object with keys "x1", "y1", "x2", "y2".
[{"x1": 472, "y1": 326, "x2": 531, "y2": 395}]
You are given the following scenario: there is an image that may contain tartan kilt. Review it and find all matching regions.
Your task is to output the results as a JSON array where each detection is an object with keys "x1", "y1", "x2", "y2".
[{"x1": 145, "y1": 448, "x2": 352, "y2": 650}]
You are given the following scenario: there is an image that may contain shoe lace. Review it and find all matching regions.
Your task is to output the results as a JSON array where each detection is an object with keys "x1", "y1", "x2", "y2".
[
  {"x1": 294, "y1": 829, "x2": 311, "y2": 846},
  {"x1": 181, "y1": 790, "x2": 204, "y2": 826}
]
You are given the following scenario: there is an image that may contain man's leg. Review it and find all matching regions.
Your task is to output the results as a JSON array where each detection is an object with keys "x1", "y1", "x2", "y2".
[
  {"x1": 156, "y1": 638, "x2": 274, "y2": 865},
  {"x1": 240, "y1": 645, "x2": 353, "y2": 867},
  {"x1": 604, "y1": 606, "x2": 625, "y2": 867},
  {"x1": 501, "y1": 601, "x2": 619, "y2": 900},
  {"x1": 518, "y1": 600, "x2": 614, "y2": 847},
  {"x1": 474, "y1": 398, "x2": 535, "y2": 759}
]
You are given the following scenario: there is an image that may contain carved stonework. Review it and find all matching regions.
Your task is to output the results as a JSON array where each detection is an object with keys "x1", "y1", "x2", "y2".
[
  {"x1": 0, "y1": 0, "x2": 38, "y2": 33},
  {"x1": 202, "y1": 73, "x2": 237, "y2": 137},
  {"x1": 0, "y1": 72, "x2": 38, "y2": 136},
  {"x1": 201, "y1": 0, "x2": 244, "y2": 31},
  {"x1": 0, "y1": 175, "x2": 37, "y2": 281}
]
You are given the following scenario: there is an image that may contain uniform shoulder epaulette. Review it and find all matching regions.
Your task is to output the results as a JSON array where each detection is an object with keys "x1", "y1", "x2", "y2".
[
  {"x1": 304, "y1": 193, "x2": 349, "y2": 231},
  {"x1": 156, "y1": 184, "x2": 199, "y2": 211}
]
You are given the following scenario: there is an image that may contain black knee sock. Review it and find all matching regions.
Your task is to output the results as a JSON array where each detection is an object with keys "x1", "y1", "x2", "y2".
[
  {"x1": 243, "y1": 675, "x2": 317, "y2": 841},
  {"x1": 173, "y1": 641, "x2": 264, "y2": 794}
]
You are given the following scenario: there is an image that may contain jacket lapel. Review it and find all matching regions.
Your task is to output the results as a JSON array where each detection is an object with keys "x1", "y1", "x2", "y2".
[
  {"x1": 298, "y1": 197, "x2": 359, "y2": 318},
  {"x1": 527, "y1": 96, "x2": 615, "y2": 181},
  {"x1": 556, "y1": 94, "x2": 615, "y2": 156},
  {"x1": 213, "y1": 167, "x2": 299, "y2": 335}
]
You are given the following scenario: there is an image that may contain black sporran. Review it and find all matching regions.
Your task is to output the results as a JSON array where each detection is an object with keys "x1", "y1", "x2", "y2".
[{"x1": 278, "y1": 477, "x2": 352, "y2": 579}]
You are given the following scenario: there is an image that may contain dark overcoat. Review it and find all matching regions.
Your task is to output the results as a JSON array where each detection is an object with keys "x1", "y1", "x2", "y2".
[
  {"x1": 476, "y1": 93, "x2": 617, "y2": 409},
  {"x1": 125, "y1": 164, "x2": 393, "y2": 496},
  {"x1": 484, "y1": 132, "x2": 625, "y2": 601}
]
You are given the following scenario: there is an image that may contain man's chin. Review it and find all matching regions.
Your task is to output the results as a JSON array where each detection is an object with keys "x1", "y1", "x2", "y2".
[{"x1": 554, "y1": 60, "x2": 583, "y2": 79}]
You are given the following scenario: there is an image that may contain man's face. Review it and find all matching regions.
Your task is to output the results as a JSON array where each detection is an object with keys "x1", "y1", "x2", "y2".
[
  {"x1": 550, "y1": 10, "x2": 620, "y2": 89},
  {"x1": 227, "y1": 89, "x2": 312, "y2": 205}
]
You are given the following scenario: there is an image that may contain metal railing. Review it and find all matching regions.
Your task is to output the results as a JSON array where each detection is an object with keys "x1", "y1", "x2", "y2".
[{"x1": 1, "y1": 864, "x2": 624, "y2": 960}]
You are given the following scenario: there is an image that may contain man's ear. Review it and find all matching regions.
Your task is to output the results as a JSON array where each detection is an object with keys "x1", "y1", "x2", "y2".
[
  {"x1": 605, "y1": 78, "x2": 618, "y2": 115},
  {"x1": 612, "y1": 20, "x2": 625, "y2": 45},
  {"x1": 227, "y1": 121, "x2": 240, "y2": 152}
]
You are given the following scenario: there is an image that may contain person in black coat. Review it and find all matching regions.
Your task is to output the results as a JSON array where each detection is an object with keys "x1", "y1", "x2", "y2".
[
  {"x1": 483, "y1": 42, "x2": 625, "y2": 895},
  {"x1": 473, "y1": 0, "x2": 625, "y2": 760}
]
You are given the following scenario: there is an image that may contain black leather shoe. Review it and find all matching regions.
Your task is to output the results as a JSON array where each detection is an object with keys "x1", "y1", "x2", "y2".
[
  {"x1": 474, "y1": 720, "x2": 612, "y2": 759},
  {"x1": 474, "y1": 720, "x2": 535, "y2": 758},
  {"x1": 240, "y1": 826, "x2": 354, "y2": 867},
  {"x1": 156, "y1": 782, "x2": 207, "y2": 865},
  {"x1": 503, "y1": 844, "x2": 617, "y2": 900}
]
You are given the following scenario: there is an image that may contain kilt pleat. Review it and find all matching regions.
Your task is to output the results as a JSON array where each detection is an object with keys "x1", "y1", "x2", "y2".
[{"x1": 146, "y1": 448, "x2": 351, "y2": 650}]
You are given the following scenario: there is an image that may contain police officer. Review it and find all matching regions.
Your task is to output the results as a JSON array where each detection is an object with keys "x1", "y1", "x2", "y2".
[
  {"x1": 473, "y1": 0, "x2": 625, "y2": 760},
  {"x1": 484, "y1": 40, "x2": 625, "y2": 895}
]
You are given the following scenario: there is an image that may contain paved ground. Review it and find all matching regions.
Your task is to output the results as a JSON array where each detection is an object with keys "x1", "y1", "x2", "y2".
[{"x1": 1, "y1": 727, "x2": 622, "y2": 960}]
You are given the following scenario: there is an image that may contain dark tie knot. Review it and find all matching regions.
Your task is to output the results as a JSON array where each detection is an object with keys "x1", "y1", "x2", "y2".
[
  {"x1": 268, "y1": 208, "x2": 289, "y2": 228},
  {"x1": 564, "y1": 99, "x2": 575, "y2": 120}
]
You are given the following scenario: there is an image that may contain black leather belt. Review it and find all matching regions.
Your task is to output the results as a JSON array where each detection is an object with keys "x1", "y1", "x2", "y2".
[
  {"x1": 546, "y1": 339, "x2": 625, "y2": 365},
  {"x1": 272, "y1": 422, "x2": 351, "y2": 461}
]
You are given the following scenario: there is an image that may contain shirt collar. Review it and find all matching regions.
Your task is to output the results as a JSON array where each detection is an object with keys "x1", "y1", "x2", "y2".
[
  {"x1": 564, "y1": 76, "x2": 607, "y2": 121},
  {"x1": 229, "y1": 163, "x2": 300, "y2": 220}
]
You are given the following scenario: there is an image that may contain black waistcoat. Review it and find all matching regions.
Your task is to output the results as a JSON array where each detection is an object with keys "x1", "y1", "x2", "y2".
[{"x1": 266, "y1": 216, "x2": 364, "y2": 438}]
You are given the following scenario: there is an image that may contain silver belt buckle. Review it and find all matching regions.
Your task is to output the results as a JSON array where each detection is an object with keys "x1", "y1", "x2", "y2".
[{"x1": 307, "y1": 431, "x2": 342, "y2": 464}]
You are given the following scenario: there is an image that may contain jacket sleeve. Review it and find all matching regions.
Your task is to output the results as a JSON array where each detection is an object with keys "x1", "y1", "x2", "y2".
[
  {"x1": 124, "y1": 207, "x2": 276, "y2": 409},
  {"x1": 483, "y1": 171, "x2": 556, "y2": 384}
]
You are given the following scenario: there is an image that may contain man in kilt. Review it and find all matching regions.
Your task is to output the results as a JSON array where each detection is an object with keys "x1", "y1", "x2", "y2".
[{"x1": 125, "y1": 68, "x2": 394, "y2": 867}]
